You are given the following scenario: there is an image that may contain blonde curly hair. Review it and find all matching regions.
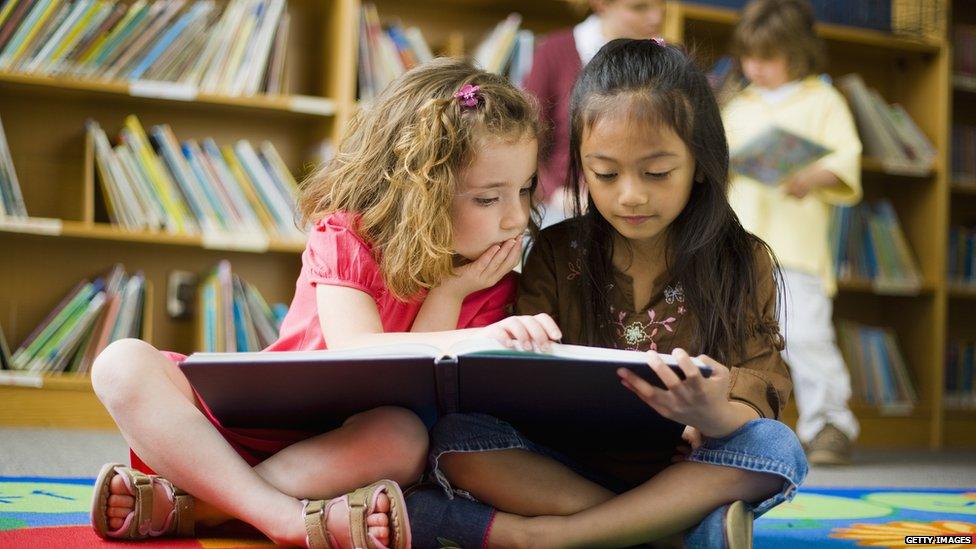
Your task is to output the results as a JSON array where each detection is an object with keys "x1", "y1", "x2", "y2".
[{"x1": 299, "y1": 58, "x2": 540, "y2": 300}]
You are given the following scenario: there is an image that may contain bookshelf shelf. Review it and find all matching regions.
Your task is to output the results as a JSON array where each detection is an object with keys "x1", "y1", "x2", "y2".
[
  {"x1": 680, "y1": 3, "x2": 942, "y2": 53},
  {"x1": 0, "y1": 72, "x2": 336, "y2": 119},
  {"x1": 836, "y1": 279, "x2": 936, "y2": 296},
  {"x1": 861, "y1": 157, "x2": 935, "y2": 179},
  {"x1": 953, "y1": 73, "x2": 976, "y2": 93},
  {"x1": 951, "y1": 181, "x2": 976, "y2": 195},
  {"x1": 0, "y1": 219, "x2": 305, "y2": 254},
  {"x1": 948, "y1": 284, "x2": 976, "y2": 299}
]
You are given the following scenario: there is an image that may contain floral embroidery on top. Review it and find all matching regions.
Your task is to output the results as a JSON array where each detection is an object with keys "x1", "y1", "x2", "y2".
[
  {"x1": 567, "y1": 257, "x2": 582, "y2": 281},
  {"x1": 664, "y1": 283, "x2": 685, "y2": 304},
  {"x1": 611, "y1": 307, "x2": 678, "y2": 351}
]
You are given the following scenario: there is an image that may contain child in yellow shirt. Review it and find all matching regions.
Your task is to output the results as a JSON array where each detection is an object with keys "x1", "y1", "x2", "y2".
[{"x1": 724, "y1": 0, "x2": 863, "y2": 464}]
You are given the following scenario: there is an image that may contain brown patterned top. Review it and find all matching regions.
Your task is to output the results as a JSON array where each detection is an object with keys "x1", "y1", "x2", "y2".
[{"x1": 517, "y1": 219, "x2": 792, "y2": 420}]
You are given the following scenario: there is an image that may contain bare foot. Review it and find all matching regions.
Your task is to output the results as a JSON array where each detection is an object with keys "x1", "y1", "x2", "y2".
[{"x1": 105, "y1": 473, "x2": 187, "y2": 533}]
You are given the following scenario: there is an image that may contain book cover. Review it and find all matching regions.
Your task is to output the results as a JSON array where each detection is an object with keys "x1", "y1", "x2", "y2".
[
  {"x1": 180, "y1": 340, "x2": 711, "y2": 448},
  {"x1": 731, "y1": 125, "x2": 832, "y2": 186}
]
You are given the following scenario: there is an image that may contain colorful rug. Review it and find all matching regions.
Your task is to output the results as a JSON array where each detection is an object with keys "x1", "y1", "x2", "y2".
[{"x1": 1, "y1": 476, "x2": 974, "y2": 547}]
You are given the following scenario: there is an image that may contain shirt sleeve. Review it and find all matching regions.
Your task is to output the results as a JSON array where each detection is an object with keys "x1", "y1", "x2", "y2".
[
  {"x1": 814, "y1": 87, "x2": 863, "y2": 206},
  {"x1": 304, "y1": 216, "x2": 381, "y2": 298},
  {"x1": 726, "y1": 249, "x2": 793, "y2": 420},
  {"x1": 515, "y1": 231, "x2": 560, "y2": 323}
]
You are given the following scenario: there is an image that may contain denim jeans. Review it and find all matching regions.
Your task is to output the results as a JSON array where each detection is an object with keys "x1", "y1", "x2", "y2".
[{"x1": 405, "y1": 413, "x2": 808, "y2": 548}]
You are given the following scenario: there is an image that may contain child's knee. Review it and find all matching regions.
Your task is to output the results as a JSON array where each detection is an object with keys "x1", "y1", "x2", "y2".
[
  {"x1": 349, "y1": 406, "x2": 428, "y2": 481},
  {"x1": 91, "y1": 338, "x2": 157, "y2": 403}
]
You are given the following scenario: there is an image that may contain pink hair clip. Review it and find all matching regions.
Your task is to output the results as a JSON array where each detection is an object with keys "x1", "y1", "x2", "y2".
[
  {"x1": 651, "y1": 37, "x2": 666, "y2": 47},
  {"x1": 454, "y1": 84, "x2": 482, "y2": 109}
]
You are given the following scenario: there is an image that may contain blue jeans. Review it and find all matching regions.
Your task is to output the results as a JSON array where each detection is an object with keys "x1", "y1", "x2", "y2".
[{"x1": 406, "y1": 413, "x2": 808, "y2": 548}]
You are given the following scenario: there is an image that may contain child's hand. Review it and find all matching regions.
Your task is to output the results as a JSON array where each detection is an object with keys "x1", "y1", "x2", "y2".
[
  {"x1": 481, "y1": 313, "x2": 561, "y2": 352},
  {"x1": 672, "y1": 426, "x2": 703, "y2": 463},
  {"x1": 616, "y1": 349, "x2": 745, "y2": 439},
  {"x1": 782, "y1": 173, "x2": 814, "y2": 199},
  {"x1": 442, "y1": 238, "x2": 522, "y2": 298}
]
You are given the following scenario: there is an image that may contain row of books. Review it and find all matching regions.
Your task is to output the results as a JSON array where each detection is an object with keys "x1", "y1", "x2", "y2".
[
  {"x1": 471, "y1": 13, "x2": 534, "y2": 88},
  {"x1": 0, "y1": 115, "x2": 26, "y2": 217},
  {"x1": 357, "y1": 6, "x2": 535, "y2": 101},
  {"x1": 954, "y1": 25, "x2": 976, "y2": 81},
  {"x1": 946, "y1": 339, "x2": 976, "y2": 410},
  {"x1": 5, "y1": 264, "x2": 146, "y2": 374},
  {"x1": 357, "y1": 3, "x2": 433, "y2": 102},
  {"x1": 830, "y1": 199, "x2": 923, "y2": 293},
  {"x1": 0, "y1": 0, "x2": 290, "y2": 96},
  {"x1": 837, "y1": 74, "x2": 936, "y2": 175},
  {"x1": 948, "y1": 225, "x2": 976, "y2": 288},
  {"x1": 951, "y1": 124, "x2": 976, "y2": 185},
  {"x1": 837, "y1": 320, "x2": 918, "y2": 415},
  {"x1": 199, "y1": 260, "x2": 285, "y2": 353},
  {"x1": 89, "y1": 115, "x2": 304, "y2": 242}
]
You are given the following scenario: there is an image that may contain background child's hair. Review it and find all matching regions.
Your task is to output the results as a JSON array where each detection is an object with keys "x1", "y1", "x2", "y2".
[
  {"x1": 568, "y1": 39, "x2": 781, "y2": 362},
  {"x1": 299, "y1": 58, "x2": 540, "y2": 300},
  {"x1": 731, "y1": 0, "x2": 825, "y2": 80}
]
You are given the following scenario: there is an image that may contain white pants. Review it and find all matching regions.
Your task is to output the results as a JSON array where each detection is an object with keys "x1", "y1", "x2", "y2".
[{"x1": 778, "y1": 269, "x2": 860, "y2": 443}]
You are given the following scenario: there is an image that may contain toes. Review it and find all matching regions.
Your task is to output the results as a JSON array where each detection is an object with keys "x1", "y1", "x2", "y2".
[
  {"x1": 107, "y1": 506, "x2": 131, "y2": 518},
  {"x1": 109, "y1": 474, "x2": 131, "y2": 496},
  {"x1": 373, "y1": 492, "x2": 391, "y2": 513},
  {"x1": 108, "y1": 517, "x2": 123, "y2": 530},
  {"x1": 108, "y1": 494, "x2": 134, "y2": 508},
  {"x1": 366, "y1": 512, "x2": 389, "y2": 527},
  {"x1": 368, "y1": 526, "x2": 389, "y2": 544}
]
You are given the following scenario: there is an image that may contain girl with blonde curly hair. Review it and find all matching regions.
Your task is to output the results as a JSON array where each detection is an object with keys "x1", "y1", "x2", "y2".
[{"x1": 87, "y1": 58, "x2": 560, "y2": 549}]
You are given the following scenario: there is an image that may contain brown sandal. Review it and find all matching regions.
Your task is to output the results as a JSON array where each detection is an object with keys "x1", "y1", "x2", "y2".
[
  {"x1": 303, "y1": 479, "x2": 411, "y2": 549},
  {"x1": 90, "y1": 462, "x2": 195, "y2": 540}
]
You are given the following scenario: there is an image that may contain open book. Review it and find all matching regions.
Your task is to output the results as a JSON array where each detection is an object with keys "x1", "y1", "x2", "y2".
[
  {"x1": 731, "y1": 125, "x2": 833, "y2": 186},
  {"x1": 180, "y1": 339, "x2": 712, "y2": 449}
]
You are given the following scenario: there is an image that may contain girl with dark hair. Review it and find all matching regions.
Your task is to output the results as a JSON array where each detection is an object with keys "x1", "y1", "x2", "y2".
[{"x1": 414, "y1": 39, "x2": 807, "y2": 548}]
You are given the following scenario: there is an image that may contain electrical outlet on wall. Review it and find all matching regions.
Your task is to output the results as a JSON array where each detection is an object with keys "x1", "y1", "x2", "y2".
[{"x1": 167, "y1": 270, "x2": 198, "y2": 319}]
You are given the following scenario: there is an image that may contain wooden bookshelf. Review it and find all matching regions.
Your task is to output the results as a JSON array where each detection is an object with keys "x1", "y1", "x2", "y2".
[
  {"x1": 673, "y1": 2, "x2": 953, "y2": 449},
  {"x1": 0, "y1": 0, "x2": 967, "y2": 449}
]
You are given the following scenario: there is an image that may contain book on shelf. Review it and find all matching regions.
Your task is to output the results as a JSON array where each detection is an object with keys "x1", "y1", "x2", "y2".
[
  {"x1": 198, "y1": 260, "x2": 283, "y2": 353},
  {"x1": 837, "y1": 73, "x2": 935, "y2": 175},
  {"x1": 951, "y1": 124, "x2": 976, "y2": 185},
  {"x1": 87, "y1": 115, "x2": 304, "y2": 242},
  {"x1": 945, "y1": 339, "x2": 976, "y2": 410},
  {"x1": 0, "y1": 114, "x2": 27, "y2": 217},
  {"x1": 179, "y1": 338, "x2": 711, "y2": 446},
  {"x1": 830, "y1": 199, "x2": 923, "y2": 293},
  {"x1": 836, "y1": 320, "x2": 918, "y2": 415},
  {"x1": 731, "y1": 125, "x2": 832, "y2": 186},
  {"x1": 7, "y1": 264, "x2": 148, "y2": 374},
  {"x1": 357, "y1": 3, "x2": 432, "y2": 101},
  {"x1": 954, "y1": 24, "x2": 976, "y2": 83},
  {"x1": 0, "y1": 320, "x2": 11, "y2": 370},
  {"x1": 947, "y1": 225, "x2": 976, "y2": 288},
  {"x1": 0, "y1": 0, "x2": 291, "y2": 97},
  {"x1": 472, "y1": 13, "x2": 535, "y2": 86}
]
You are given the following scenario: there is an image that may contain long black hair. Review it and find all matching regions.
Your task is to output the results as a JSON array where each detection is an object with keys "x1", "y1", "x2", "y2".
[{"x1": 569, "y1": 39, "x2": 781, "y2": 362}]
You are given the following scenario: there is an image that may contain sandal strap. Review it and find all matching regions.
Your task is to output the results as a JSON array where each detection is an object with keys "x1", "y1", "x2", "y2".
[
  {"x1": 168, "y1": 484, "x2": 196, "y2": 537},
  {"x1": 303, "y1": 499, "x2": 334, "y2": 549},
  {"x1": 123, "y1": 467, "x2": 155, "y2": 536},
  {"x1": 347, "y1": 487, "x2": 372, "y2": 548}
]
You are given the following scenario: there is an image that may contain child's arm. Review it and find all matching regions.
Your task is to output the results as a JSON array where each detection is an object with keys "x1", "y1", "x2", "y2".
[
  {"x1": 782, "y1": 165, "x2": 845, "y2": 199},
  {"x1": 317, "y1": 283, "x2": 559, "y2": 352},
  {"x1": 411, "y1": 238, "x2": 521, "y2": 333}
]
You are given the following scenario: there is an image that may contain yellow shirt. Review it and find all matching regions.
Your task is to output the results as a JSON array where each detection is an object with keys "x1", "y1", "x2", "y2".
[{"x1": 724, "y1": 76, "x2": 863, "y2": 295}]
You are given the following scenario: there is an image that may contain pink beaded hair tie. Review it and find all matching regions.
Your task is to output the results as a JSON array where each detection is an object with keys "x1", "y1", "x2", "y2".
[
  {"x1": 454, "y1": 84, "x2": 482, "y2": 109},
  {"x1": 651, "y1": 37, "x2": 666, "y2": 47}
]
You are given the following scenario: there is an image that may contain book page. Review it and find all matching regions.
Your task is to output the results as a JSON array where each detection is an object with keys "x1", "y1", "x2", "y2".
[
  {"x1": 184, "y1": 341, "x2": 442, "y2": 364},
  {"x1": 453, "y1": 338, "x2": 706, "y2": 368},
  {"x1": 731, "y1": 125, "x2": 832, "y2": 186}
]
